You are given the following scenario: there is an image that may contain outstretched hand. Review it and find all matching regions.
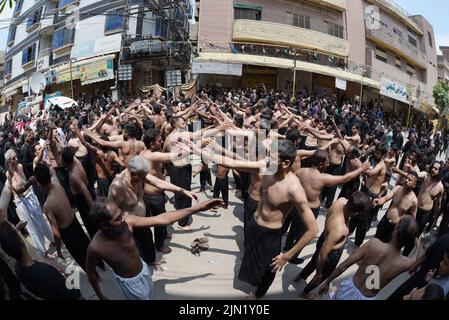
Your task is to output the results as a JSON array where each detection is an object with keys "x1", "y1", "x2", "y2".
[
  {"x1": 197, "y1": 199, "x2": 226, "y2": 212},
  {"x1": 270, "y1": 253, "x2": 289, "y2": 272}
]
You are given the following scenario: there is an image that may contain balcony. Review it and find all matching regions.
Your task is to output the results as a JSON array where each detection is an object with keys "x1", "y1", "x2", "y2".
[
  {"x1": 365, "y1": 0, "x2": 423, "y2": 36},
  {"x1": 122, "y1": 37, "x2": 168, "y2": 61},
  {"x1": 37, "y1": 48, "x2": 53, "y2": 71},
  {"x1": 40, "y1": 17, "x2": 55, "y2": 35},
  {"x1": 366, "y1": 24, "x2": 427, "y2": 70},
  {"x1": 232, "y1": 19, "x2": 349, "y2": 58}
]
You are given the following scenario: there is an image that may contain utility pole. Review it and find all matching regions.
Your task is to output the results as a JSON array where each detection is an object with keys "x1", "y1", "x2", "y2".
[
  {"x1": 292, "y1": 49, "x2": 297, "y2": 99},
  {"x1": 69, "y1": 58, "x2": 74, "y2": 99}
]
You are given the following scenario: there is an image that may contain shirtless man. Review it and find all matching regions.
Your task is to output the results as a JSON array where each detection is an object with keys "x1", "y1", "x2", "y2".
[
  {"x1": 72, "y1": 120, "x2": 124, "y2": 197},
  {"x1": 393, "y1": 161, "x2": 444, "y2": 255},
  {"x1": 5, "y1": 149, "x2": 54, "y2": 258},
  {"x1": 86, "y1": 123, "x2": 145, "y2": 166},
  {"x1": 33, "y1": 163, "x2": 102, "y2": 271},
  {"x1": 108, "y1": 156, "x2": 197, "y2": 265},
  {"x1": 163, "y1": 116, "x2": 224, "y2": 231},
  {"x1": 86, "y1": 197, "x2": 224, "y2": 300},
  {"x1": 318, "y1": 216, "x2": 419, "y2": 300},
  {"x1": 294, "y1": 192, "x2": 370, "y2": 298},
  {"x1": 147, "y1": 104, "x2": 165, "y2": 130},
  {"x1": 384, "y1": 147, "x2": 397, "y2": 184},
  {"x1": 344, "y1": 125, "x2": 361, "y2": 148},
  {"x1": 373, "y1": 172, "x2": 418, "y2": 243},
  {"x1": 140, "y1": 129, "x2": 182, "y2": 254},
  {"x1": 194, "y1": 139, "x2": 318, "y2": 298},
  {"x1": 321, "y1": 139, "x2": 347, "y2": 208},
  {"x1": 350, "y1": 143, "x2": 388, "y2": 247},
  {"x1": 61, "y1": 147, "x2": 98, "y2": 239},
  {"x1": 286, "y1": 150, "x2": 368, "y2": 263}
]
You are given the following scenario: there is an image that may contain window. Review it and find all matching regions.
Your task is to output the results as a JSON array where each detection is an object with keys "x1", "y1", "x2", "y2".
[
  {"x1": 326, "y1": 22, "x2": 344, "y2": 39},
  {"x1": 4, "y1": 60, "x2": 12, "y2": 76},
  {"x1": 22, "y1": 44, "x2": 36, "y2": 66},
  {"x1": 27, "y1": 8, "x2": 43, "y2": 31},
  {"x1": 234, "y1": 7, "x2": 262, "y2": 20},
  {"x1": 428, "y1": 32, "x2": 433, "y2": 48},
  {"x1": 379, "y1": 21, "x2": 388, "y2": 29},
  {"x1": 375, "y1": 47, "x2": 387, "y2": 63},
  {"x1": 287, "y1": 12, "x2": 310, "y2": 29},
  {"x1": 408, "y1": 35, "x2": 417, "y2": 47},
  {"x1": 393, "y1": 27, "x2": 403, "y2": 38},
  {"x1": 143, "y1": 69, "x2": 159, "y2": 86},
  {"x1": 155, "y1": 18, "x2": 167, "y2": 37},
  {"x1": 53, "y1": 28, "x2": 74, "y2": 49},
  {"x1": 407, "y1": 64, "x2": 415, "y2": 76},
  {"x1": 7, "y1": 27, "x2": 16, "y2": 45},
  {"x1": 59, "y1": 0, "x2": 77, "y2": 9},
  {"x1": 104, "y1": 9, "x2": 124, "y2": 34},
  {"x1": 395, "y1": 57, "x2": 401, "y2": 68},
  {"x1": 13, "y1": 0, "x2": 24, "y2": 16}
]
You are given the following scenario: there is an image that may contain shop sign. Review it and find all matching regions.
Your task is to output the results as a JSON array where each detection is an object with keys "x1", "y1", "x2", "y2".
[
  {"x1": 80, "y1": 58, "x2": 114, "y2": 85},
  {"x1": 380, "y1": 76, "x2": 409, "y2": 104},
  {"x1": 192, "y1": 62, "x2": 243, "y2": 76}
]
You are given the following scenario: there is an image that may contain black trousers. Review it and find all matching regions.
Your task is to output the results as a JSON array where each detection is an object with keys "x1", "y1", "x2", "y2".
[
  {"x1": 387, "y1": 270, "x2": 428, "y2": 300},
  {"x1": 213, "y1": 176, "x2": 229, "y2": 207},
  {"x1": 403, "y1": 208, "x2": 433, "y2": 256},
  {"x1": 243, "y1": 196, "x2": 259, "y2": 240},
  {"x1": 199, "y1": 164, "x2": 212, "y2": 190},
  {"x1": 438, "y1": 210, "x2": 449, "y2": 238},
  {"x1": 143, "y1": 192, "x2": 167, "y2": 250},
  {"x1": 240, "y1": 171, "x2": 251, "y2": 201},
  {"x1": 169, "y1": 164, "x2": 192, "y2": 227},
  {"x1": 285, "y1": 207, "x2": 320, "y2": 259},
  {"x1": 375, "y1": 214, "x2": 396, "y2": 243},
  {"x1": 321, "y1": 164, "x2": 342, "y2": 208},
  {"x1": 338, "y1": 179, "x2": 360, "y2": 200},
  {"x1": 300, "y1": 233, "x2": 345, "y2": 293},
  {"x1": 77, "y1": 154, "x2": 97, "y2": 198},
  {"x1": 349, "y1": 186, "x2": 380, "y2": 247},
  {"x1": 133, "y1": 227, "x2": 156, "y2": 264},
  {"x1": 97, "y1": 178, "x2": 112, "y2": 198}
]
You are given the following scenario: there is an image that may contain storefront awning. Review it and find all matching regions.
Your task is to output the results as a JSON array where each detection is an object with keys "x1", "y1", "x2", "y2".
[
  {"x1": 194, "y1": 52, "x2": 380, "y2": 89},
  {"x1": 234, "y1": 4, "x2": 262, "y2": 10}
]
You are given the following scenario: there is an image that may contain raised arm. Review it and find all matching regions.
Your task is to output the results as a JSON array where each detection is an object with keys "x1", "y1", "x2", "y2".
[
  {"x1": 373, "y1": 186, "x2": 400, "y2": 206},
  {"x1": 127, "y1": 199, "x2": 225, "y2": 227},
  {"x1": 145, "y1": 173, "x2": 198, "y2": 202},
  {"x1": 86, "y1": 246, "x2": 107, "y2": 300},
  {"x1": 320, "y1": 161, "x2": 369, "y2": 187}
]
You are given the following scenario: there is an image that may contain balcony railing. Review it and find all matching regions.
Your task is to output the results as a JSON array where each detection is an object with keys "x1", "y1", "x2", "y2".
[
  {"x1": 366, "y1": 24, "x2": 427, "y2": 69},
  {"x1": 227, "y1": 42, "x2": 380, "y2": 80},
  {"x1": 232, "y1": 19, "x2": 349, "y2": 58},
  {"x1": 38, "y1": 48, "x2": 53, "y2": 59}
]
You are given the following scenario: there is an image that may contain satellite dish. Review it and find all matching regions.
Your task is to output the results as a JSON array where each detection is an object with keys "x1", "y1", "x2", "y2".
[{"x1": 30, "y1": 72, "x2": 47, "y2": 94}]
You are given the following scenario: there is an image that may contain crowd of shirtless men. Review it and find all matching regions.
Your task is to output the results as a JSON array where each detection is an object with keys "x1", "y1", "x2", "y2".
[{"x1": 0, "y1": 88, "x2": 448, "y2": 301}]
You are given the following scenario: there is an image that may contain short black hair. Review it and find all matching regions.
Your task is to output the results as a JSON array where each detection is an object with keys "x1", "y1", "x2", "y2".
[
  {"x1": 124, "y1": 123, "x2": 138, "y2": 139},
  {"x1": 34, "y1": 163, "x2": 51, "y2": 185},
  {"x1": 375, "y1": 143, "x2": 389, "y2": 156},
  {"x1": 397, "y1": 216, "x2": 418, "y2": 249},
  {"x1": 346, "y1": 191, "x2": 370, "y2": 213},
  {"x1": 286, "y1": 128, "x2": 301, "y2": 144},
  {"x1": 143, "y1": 129, "x2": 161, "y2": 149},
  {"x1": 143, "y1": 117, "x2": 156, "y2": 131},
  {"x1": 421, "y1": 283, "x2": 445, "y2": 300},
  {"x1": 277, "y1": 140, "x2": 297, "y2": 167},
  {"x1": 153, "y1": 104, "x2": 161, "y2": 114},
  {"x1": 259, "y1": 119, "x2": 271, "y2": 135},
  {"x1": 61, "y1": 147, "x2": 75, "y2": 165},
  {"x1": 89, "y1": 197, "x2": 113, "y2": 228},
  {"x1": 169, "y1": 116, "x2": 182, "y2": 129},
  {"x1": 234, "y1": 115, "x2": 243, "y2": 128},
  {"x1": 0, "y1": 221, "x2": 25, "y2": 261},
  {"x1": 311, "y1": 150, "x2": 329, "y2": 168}
]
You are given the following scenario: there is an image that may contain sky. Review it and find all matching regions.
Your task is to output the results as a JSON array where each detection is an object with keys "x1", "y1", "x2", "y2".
[{"x1": 0, "y1": 0, "x2": 448, "y2": 53}]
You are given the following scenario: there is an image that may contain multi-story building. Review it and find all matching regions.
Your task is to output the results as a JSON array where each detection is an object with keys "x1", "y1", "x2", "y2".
[
  {"x1": 0, "y1": 50, "x2": 6, "y2": 114},
  {"x1": 438, "y1": 47, "x2": 449, "y2": 85},
  {"x1": 2, "y1": 0, "x2": 193, "y2": 112},
  {"x1": 192, "y1": 0, "x2": 439, "y2": 119}
]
